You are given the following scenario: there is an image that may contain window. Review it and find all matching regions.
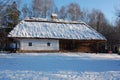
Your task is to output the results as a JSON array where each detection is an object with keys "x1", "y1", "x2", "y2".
[
  {"x1": 47, "y1": 42, "x2": 51, "y2": 46},
  {"x1": 29, "y1": 42, "x2": 32, "y2": 46}
]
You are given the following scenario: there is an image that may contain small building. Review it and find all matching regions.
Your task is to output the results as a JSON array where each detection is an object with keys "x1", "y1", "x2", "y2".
[
  {"x1": 107, "y1": 33, "x2": 120, "y2": 53},
  {"x1": 8, "y1": 17, "x2": 106, "y2": 53}
]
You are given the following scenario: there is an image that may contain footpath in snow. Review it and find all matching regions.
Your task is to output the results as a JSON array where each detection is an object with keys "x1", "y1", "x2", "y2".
[{"x1": 0, "y1": 53, "x2": 120, "y2": 80}]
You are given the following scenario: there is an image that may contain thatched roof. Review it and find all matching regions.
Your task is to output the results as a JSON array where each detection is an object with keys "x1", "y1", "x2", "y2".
[{"x1": 8, "y1": 18, "x2": 106, "y2": 40}]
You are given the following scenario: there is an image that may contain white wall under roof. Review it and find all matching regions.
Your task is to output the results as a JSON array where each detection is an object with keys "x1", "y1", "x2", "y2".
[{"x1": 19, "y1": 39, "x2": 59, "y2": 51}]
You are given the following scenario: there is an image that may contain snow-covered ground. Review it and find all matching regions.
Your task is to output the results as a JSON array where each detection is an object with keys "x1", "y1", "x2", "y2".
[{"x1": 0, "y1": 53, "x2": 120, "y2": 80}]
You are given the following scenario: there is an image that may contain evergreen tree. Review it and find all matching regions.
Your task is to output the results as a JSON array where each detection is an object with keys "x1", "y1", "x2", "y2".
[
  {"x1": 0, "y1": 1, "x2": 20, "y2": 51},
  {"x1": 2, "y1": 1, "x2": 20, "y2": 28}
]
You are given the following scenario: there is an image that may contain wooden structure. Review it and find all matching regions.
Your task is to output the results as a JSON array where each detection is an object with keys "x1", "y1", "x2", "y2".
[
  {"x1": 8, "y1": 18, "x2": 106, "y2": 53},
  {"x1": 59, "y1": 39, "x2": 105, "y2": 53}
]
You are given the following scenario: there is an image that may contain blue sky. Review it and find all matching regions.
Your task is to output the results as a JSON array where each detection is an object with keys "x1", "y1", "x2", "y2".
[
  {"x1": 54, "y1": 0, "x2": 120, "y2": 23},
  {"x1": 21, "y1": 0, "x2": 120, "y2": 23}
]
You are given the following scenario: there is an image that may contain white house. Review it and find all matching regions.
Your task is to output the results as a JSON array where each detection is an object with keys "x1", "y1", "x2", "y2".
[{"x1": 8, "y1": 17, "x2": 106, "y2": 53}]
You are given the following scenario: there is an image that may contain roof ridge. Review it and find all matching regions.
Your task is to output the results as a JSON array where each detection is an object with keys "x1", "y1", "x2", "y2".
[{"x1": 24, "y1": 17, "x2": 86, "y2": 24}]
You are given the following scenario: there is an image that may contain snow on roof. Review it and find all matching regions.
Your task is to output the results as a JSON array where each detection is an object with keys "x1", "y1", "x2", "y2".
[{"x1": 8, "y1": 18, "x2": 106, "y2": 40}]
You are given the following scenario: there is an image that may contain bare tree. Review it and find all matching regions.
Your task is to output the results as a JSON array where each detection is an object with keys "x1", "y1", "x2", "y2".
[
  {"x1": 88, "y1": 9, "x2": 108, "y2": 32},
  {"x1": 59, "y1": 3, "x2": 85, "y2": 21},
  {"x1": 67, "y1": 3, "x2": 81, "y2": 21},
  {"x1": 115, "y1": 18, "x2": 120, "y2": 39},
  {"x1": 22, "y1": 4, "x2": 28, "y2": 18},
  {"x1": 32, "y1": 0, "x2": 56, "y2": 18},
  {"x1": 32, "y1": 0, "x2": 42, "y2": 17},
  {"x1": 59, "y1": 6, "x2": 67, "y2": 19},
  {"x1": 0, "y1": 1, "x2": 3, "y2": 11},
  {"x1": 79, "y1": 9, "x2": 90, "y2": 23},
  {"x1": 22, "y1": 4, "x2": 33, "y2": 18}
]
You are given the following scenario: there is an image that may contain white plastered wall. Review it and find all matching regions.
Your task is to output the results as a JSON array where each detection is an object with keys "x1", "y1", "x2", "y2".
[{"x1": 19, "y1": 39, "x2": 59, "y2": 51}]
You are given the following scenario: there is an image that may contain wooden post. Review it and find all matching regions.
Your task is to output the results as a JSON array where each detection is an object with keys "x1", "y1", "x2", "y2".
[
  {"x1": 16, "y1": 42, "x2": 17, "y2": 52},
  {"x1": 96, "y1": 42, "x2": 99, "y2": 54}
]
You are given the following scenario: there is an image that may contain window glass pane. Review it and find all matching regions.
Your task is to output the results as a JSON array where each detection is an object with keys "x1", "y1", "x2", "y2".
[
  {"x1": 29, "y1": 42, "x2": 32, "y2": 46},
  {"x1": 47, "y1": 42, "x2": 50, "y2": 46}
]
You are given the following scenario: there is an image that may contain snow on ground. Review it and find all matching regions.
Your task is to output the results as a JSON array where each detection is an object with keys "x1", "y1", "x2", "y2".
[
  {"x1": 0, "y1": 70, "x2": 120, "y2": 80},
  {"x1": 0, "y1": 53, "x2": 120, "y2": 80}
]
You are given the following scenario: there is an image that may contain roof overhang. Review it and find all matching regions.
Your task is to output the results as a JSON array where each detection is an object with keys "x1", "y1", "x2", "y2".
[{"x1": 9, "y1": 37, "x2": 106, "y2": 43}]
